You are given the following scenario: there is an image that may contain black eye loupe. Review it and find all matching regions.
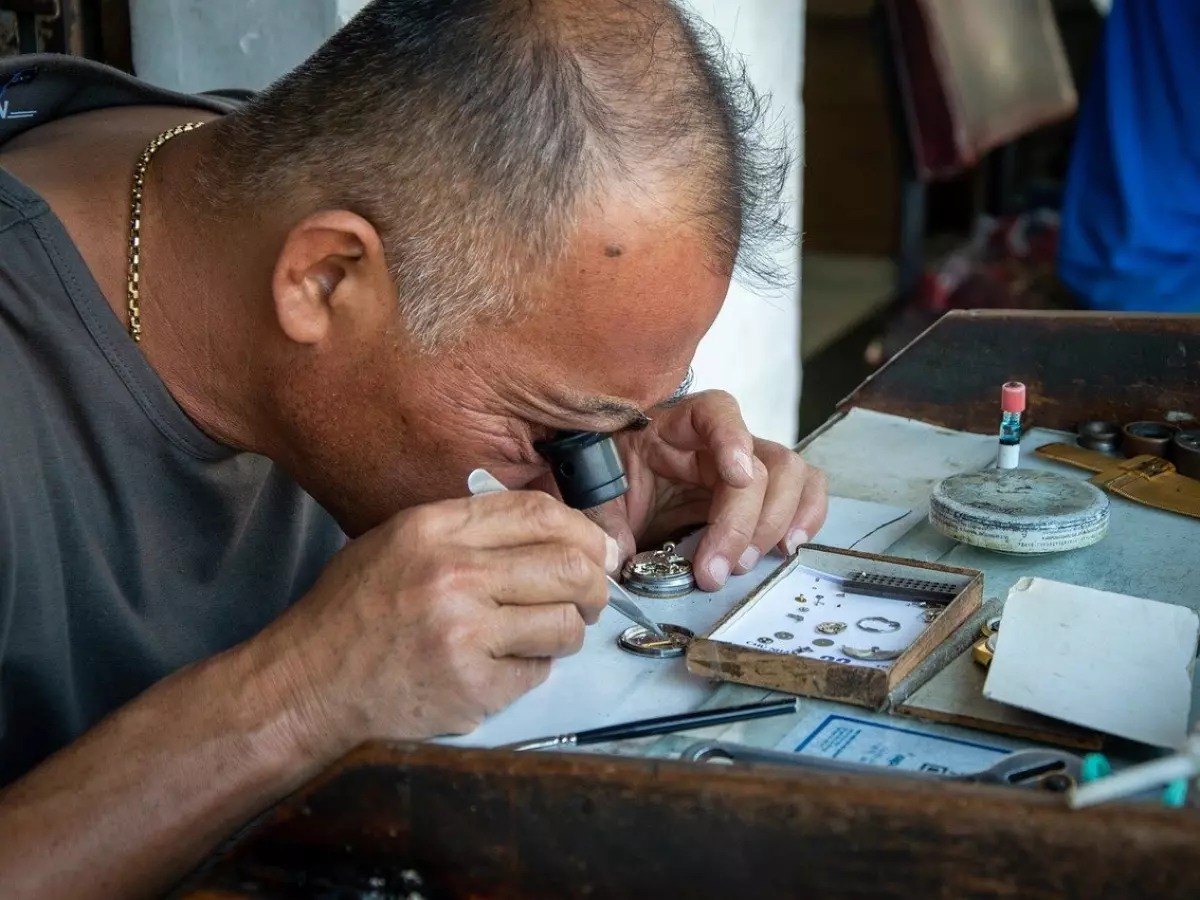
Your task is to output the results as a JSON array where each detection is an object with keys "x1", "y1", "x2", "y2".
[{"x1": 534, "y1": 430, "x2": 630, "y2": 510}]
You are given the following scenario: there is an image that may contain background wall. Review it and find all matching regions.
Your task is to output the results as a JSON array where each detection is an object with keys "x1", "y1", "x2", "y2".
[{"x1": 130, "y1": 0, "x2": 805, "y2": 445}]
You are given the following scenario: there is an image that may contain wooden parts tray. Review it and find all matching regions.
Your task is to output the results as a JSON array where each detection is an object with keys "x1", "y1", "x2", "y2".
[{"x1": 685, "y1": 546, "x2": 982, "y2": 709}]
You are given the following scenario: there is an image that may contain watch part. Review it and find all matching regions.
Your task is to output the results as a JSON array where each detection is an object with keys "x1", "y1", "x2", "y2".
[
  {"x1": 981, "y1": 616, "x2": 1002, "y2": 637},
  {"x1": 616, "y1": 623, "x2": 694, "y2": 659},
  {"x1": 774, "y1": 631, "x2": 794, "y2": 641},
  {"x1": 812, "y1": 638, "x2": 835, "y2": 648},
  {"x1": 815, "y1": 622, "x2": 847, "y2": 635},
  {"x1": 621, "y1": 542, "x2": 695, "y2": 599},
  {"x1": 841, "y1": 645, "x2": 903, "y2": 662},
  {"x1": 972, "y1": 633, "x2": 997, "y2": 668},
  {"x1": 786, "y1": 613, "x2": 805, "y2": 623},
  {"x1": 843, "y1": 571, "x2": 959, "y2": 603},
  {"x1": 921, "y1": 609, "x2": 941, "y2": 624},
  {"x1": 856, "y1": 616, "x2": 901, "y2": 634}
]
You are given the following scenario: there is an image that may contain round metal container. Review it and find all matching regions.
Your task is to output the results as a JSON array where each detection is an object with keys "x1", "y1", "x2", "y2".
[
  {"x1": 1076, "y1": 420, "x2": 1120, "y2": 453},
  {"x1": 929, "y1": 469, "x2": 1109, "y2": 555},
  {"x1": 1122, "y1": 421, "x2": 1176, "y2": 458},
  {"x1": 1171, "y1": 428, "x2": 1200, "y2": 479}
]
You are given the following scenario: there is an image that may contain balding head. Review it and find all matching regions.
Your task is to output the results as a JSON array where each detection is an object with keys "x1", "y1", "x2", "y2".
[{"x1": 204, "y1": 0, "x2": 790, "y2": 348}]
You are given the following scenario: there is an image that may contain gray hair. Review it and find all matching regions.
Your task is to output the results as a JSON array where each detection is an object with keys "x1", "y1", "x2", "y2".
[{"x1": 204, "y1": 0, "x2": 792, "y2": 349}]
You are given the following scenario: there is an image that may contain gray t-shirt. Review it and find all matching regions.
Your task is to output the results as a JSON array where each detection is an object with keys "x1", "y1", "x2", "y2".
[{"x1": 0, "y1": 56, "x2": 345, "y2": 786}]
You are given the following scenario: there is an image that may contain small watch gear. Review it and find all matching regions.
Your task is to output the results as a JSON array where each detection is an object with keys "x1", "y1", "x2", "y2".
[{"x1": 815, "y1": 622, "x2": 847, "y2": 635}]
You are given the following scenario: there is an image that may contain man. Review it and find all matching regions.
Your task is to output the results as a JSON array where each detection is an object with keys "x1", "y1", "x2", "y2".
[
  {"x1": 0, "y1": 1, "x2": 826, "y2": 895},
  {"x1": 1058, "y1": 0, "x2": 1200, "y2": 313}
]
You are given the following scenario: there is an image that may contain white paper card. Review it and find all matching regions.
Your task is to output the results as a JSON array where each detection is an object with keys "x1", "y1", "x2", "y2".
[
  {"x1": 983, "y1": 577, "x2": 1199, "y2": 748},
  {"x1": 775, "y1": 711, "x2": 1008, "y2": 774},
  {"x1": 707, "y1": 565, "x2": 934, "y2": 670}
]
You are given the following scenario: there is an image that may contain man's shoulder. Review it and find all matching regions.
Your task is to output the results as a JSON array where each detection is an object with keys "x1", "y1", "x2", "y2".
[{"x1": 0, "y1": 54, "x2": 246, "y2": 144}]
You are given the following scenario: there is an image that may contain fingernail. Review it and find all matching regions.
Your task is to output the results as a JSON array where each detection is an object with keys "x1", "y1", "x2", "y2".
[
  {"x1": 605, "y1": 536, "x2": 620, "y2": 574},
  {"x1": 707, "y1": 556, "x2": 731, "y2": 588},
  {"x1": 785, "y1": 529, "x2": 809, "y2": 555},
  {"x1": 732, "y1": 449, "x2": 754, "y2": 480},
  {"x1": 737, "y1": 545, "x2": 761, "y2": 572}
]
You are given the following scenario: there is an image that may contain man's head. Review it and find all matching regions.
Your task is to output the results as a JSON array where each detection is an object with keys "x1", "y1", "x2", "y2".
[{"x1": 200, "y1": 0, "x2": 791, "y2": 535}]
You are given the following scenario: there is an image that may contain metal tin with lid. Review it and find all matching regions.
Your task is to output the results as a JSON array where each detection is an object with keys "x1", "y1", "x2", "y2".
[
  {"x1": 621, "y1": 542, "x2": 696, "y2": 598},
  {"x1": 929, "y1": 469, "x2": 1109, "y2": 555}
]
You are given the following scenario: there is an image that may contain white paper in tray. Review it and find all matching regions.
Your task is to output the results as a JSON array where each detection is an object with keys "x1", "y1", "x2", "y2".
[{"x1": 707, "y1": 564, "x2": 934, "y2": 670}]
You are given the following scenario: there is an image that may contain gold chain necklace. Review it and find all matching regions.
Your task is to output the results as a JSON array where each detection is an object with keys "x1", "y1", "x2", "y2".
[{"x1": 126, "y1": 122, "x2": 205, "y2": 343}]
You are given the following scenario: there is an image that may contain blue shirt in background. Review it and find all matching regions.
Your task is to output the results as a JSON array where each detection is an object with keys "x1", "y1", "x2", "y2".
[{"x1": 1059, "y1": 0, "x2": 1200, "y2": 312}]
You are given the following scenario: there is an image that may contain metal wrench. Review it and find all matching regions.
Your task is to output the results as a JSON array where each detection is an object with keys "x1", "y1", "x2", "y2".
[{"x1": 679, "y1": 741, "x2": 1082, "y2": 793}]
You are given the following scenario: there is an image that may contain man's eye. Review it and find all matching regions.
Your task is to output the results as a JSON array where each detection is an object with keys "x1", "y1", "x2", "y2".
[{"x1": 625, "y1": 415, "x2": 652, "y2": 432}]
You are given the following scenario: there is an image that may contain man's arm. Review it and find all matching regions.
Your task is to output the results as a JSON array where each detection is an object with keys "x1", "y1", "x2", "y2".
[
  {"x1": 0, "y1": 640, "x2": 316, "y2": 899},
  {"x1": 0, "y1": 491, "x2": 615, "y2": 899}
]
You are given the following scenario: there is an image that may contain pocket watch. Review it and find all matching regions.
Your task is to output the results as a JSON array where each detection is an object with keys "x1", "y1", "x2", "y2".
[
  {"x1": 617, "y1": 623, "x2": 694, "y2": 658},
  {"x1": 621, "y1": 542, "x2": 696, "y2": 598}
]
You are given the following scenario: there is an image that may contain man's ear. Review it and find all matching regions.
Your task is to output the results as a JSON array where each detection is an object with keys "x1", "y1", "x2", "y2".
[{"x1": 270, "y1": 210, "x2": 391, "y2": 345}]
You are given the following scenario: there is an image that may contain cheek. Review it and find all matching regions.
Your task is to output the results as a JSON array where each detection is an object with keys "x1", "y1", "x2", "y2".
[{"x1": 412, "y1": 413, "x2": 548, "y2": 491}]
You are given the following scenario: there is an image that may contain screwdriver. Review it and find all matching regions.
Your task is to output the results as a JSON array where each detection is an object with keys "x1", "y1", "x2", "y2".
[{"x1": 467, "y1": 469, "x2": 666, "y2": 638}]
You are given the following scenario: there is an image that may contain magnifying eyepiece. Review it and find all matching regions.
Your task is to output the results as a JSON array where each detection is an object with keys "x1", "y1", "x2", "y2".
[{"x1": 534, "y1": 430, "x2": 629, "y2": 510}]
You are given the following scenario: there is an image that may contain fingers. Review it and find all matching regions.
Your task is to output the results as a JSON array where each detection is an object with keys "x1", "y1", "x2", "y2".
[
  {"x1": 749, "y1": 440, "x2": 812, "y2": 560},
  {"x1": 687, "y1": 443, "x2": 830, "y2": 590},
  {"x1": 651, "y1": 391, "x2": 756, "y2": 488},
  {"x1": 489, "y1": 603, "x2": 588, "y2": 659},
  {"x1": 583, "y1": 502, "x2": 638, "y2": 572},
  {"x1": 780, "y1": 464, "x2": 829, "y2": 554},
  {"x1": 692, "y1": 456, "x2": 769, "y2": 591},
  {"x1": 476, "y1": 545, "x2": 609, "y2": 624},
  {"x1": 402, "y1": 491, "x2": 619, "y2": 573}
]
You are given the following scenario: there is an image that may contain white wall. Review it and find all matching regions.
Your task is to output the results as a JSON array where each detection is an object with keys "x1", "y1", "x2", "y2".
[
  {"x1": 131, "y1": 0, "x2": 804, "y2": 444},
  {"x1": 686, "y1": 1, "x2": 804, "y2": 446},
  {"x1": 130, "y1": 0, "x2": 344, "y2": 93}
]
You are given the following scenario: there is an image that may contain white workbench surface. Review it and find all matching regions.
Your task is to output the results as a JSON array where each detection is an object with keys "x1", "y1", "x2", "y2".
[{"x1": 450, "y1": 408, "x2": 1199, "y2": 759}]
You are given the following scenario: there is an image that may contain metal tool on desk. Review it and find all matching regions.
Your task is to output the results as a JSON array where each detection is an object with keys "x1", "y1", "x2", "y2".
[
  {"x1": 467, "y1": 468, "x2": 665, "y2": 638},
  {"x1": 498, "y1": 698, "x2": 800, "y2": 752},
  {"x1": 680, "y1": 741, "x2": 1083, "y2": 793}
]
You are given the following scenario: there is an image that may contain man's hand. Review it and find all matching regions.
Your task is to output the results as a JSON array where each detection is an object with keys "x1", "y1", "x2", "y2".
[
  {"x1": 252, "y1": 491, "x2": 615, "y2": 758},
  {"x1": 585, "y1": 390, "x2": 828, "y2": 591}
]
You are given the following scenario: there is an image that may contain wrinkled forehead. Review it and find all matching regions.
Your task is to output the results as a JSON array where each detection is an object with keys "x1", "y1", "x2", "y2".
[{"x1": 518, "y1": 201, "x2": 731, "y2": 407}]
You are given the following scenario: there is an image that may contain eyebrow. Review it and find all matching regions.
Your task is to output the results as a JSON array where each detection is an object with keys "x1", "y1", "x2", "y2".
[{"x1": 572, "y1": 368, "x2": 695, "y2": 430}]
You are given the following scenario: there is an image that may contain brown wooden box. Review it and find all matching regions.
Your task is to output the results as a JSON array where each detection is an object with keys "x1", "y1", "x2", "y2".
[{"x1": 686, "y1": 545, "x2": 982, "y2": 709}]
